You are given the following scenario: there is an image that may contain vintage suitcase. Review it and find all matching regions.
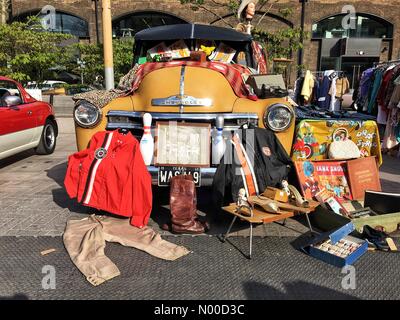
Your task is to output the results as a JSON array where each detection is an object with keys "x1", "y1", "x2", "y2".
[
  {"x1": 364, "y1": 190, "x2": 400, "y2": 214},
  {"x1": 310, "y1": 206, "x2": 400, "y2": 235},
  {"x1": 302, "y1": 222, "x2": 368, "y2": 267}
]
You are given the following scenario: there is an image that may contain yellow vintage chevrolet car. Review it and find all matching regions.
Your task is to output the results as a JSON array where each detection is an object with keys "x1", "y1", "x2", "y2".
[{"x1": 73, "y1": 24, "x2": 295, "y2": 186}]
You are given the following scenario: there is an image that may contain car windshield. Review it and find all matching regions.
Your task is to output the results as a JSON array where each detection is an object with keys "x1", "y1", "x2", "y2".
[{"x1": 135, "y1": 38, "x2": 254, "y2": 68}]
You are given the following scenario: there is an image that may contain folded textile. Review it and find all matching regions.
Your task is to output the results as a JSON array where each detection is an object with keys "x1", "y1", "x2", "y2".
[
  {"x1": 73, "y1": 61, "x2": 257, "y2": 109},
  {"x1": 63, "y1": 215, "x2": 190, "y2": 286}
]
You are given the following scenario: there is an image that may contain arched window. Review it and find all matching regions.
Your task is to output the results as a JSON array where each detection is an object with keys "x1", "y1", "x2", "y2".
[
  {"x1": 13, "y1": 10, "x2": 89, "y2": 38},
  {"x1": 112, "y1": 11, "x2": 188, "y2": 38},
  {"x1": 312, "y1": 13, "x2": 393, "y2": 39}
]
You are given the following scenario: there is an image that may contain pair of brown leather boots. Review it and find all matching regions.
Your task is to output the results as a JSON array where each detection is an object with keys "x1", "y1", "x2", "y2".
[{"x1": 165, "y1": 174, "x2": 209, "y2": 234}]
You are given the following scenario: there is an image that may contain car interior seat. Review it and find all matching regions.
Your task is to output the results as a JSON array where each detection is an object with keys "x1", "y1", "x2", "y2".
[{"x1": 0, "y1": 88, "x2": 11, "y2": 106}]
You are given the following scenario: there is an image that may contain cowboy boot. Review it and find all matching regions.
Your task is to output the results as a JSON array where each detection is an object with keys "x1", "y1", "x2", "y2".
[
  {"x1": 185, "y1": 174, "x2": 210, "y2": 232},
  {"x1": 169, "y1": 175, "x2": 208, "y2": 234}
]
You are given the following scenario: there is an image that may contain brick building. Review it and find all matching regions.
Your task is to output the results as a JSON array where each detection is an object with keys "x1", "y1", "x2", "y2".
[{"x1": 8, "y1": 0, "x2": 400, "y2": 87}]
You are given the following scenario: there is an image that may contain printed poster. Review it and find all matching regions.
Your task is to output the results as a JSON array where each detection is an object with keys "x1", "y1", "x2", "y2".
[{"x1": 295, "y1": 160, "x2": 353, "y2": 201}]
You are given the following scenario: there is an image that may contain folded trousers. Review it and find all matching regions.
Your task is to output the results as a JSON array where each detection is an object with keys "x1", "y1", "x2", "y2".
[{"x1": 63, "y1": 215, "x2": 190, "y2": 286}]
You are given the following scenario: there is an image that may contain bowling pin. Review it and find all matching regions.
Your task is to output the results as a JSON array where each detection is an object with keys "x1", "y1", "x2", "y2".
[
  {"x1": 212, "y1": 115, "x2": 226, "y2": 165},
  {"x1": 140, "y1": 113, "x2": 154, "y2": 165}
]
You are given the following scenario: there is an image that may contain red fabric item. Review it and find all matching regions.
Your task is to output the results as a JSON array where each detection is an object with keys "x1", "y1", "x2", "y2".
[
  {"x1": 128, "y1": 61, "x2": 258, "y2": 101},
  {"x1": 64, "y1": 130, "x2": 152, "y2": 228},
  {"x1": 377, "y1": 68, "x2": 395, "y2": 111},
  {"x1": 251, "y1": 41, "x2": 268, "y2": 74}
]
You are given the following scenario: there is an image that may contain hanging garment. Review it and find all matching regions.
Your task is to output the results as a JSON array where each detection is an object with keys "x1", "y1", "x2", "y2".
[
  {"x1": 331, "y1": 77, "x2": 350, "y2": 98},
  {"x1": 384, "y1": 66, "x2": 400, "y2": 108},
  {"x1": 382, "y1": 108, "x2": 400, "y2": 150},
  {"x1": 64, "y1": 130, "x2": 152, "y2": 228},
  {"x1": 383, "y1": 82, "x2": 400, "y2": 150},
  {"x1": 63, "y1": 215, "x2": 190, "y2": 286},
  {"x1": 311, "y1": 76, "x2": 320, "y2": 105},
  {"x1": 367, "y1": 69, "x2": 384, "y2": 114},
  {"x1": 317, "y1": 76, "x2": 332, "y2": 109},
  {"x1": 212, "y1": 125, "x2": 292, "y2": 207},
  {"x1": 293, "y1": 76, "x2": 305, "y2": 105},
  {"x1": 329, "y1": 73, "x2": 338, "y2": 112},
  {"x1": 301, "y1": 70, "x2": 315, "y2": 103},
  {"x1": 389, "y1": 84, "x2": 400, "y2": 108},
  {"x1": 376, "y1": 65, "x2": 397, "y2": 111},
  {"x1": 377, "y1": 106, "x2": 388, "y2": 125},
  {"x1": 358, "y1": 68, "x2": 375, "y2": 112}
]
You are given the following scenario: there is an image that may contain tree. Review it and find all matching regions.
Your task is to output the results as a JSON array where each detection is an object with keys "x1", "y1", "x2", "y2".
[
  {"x1": 66, "y1": 38, "x2": 134, "y2": 86},
  {"x1": 180, "y1": 0, "x2": 308, "y2": 64},
  {"x1": 0, "y1": 17, "x2": 72, "y2": 83}
]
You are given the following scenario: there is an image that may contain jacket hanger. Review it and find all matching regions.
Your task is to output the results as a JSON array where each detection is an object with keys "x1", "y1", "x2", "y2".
[{"x1": 118, "y1": 128, "x2": 129, "y2": 135}]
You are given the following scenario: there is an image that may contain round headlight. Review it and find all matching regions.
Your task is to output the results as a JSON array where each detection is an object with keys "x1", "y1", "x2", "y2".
[
  {"x1": 264, "y1": 104, "x2": 294, "y2": 132},
  {"x1": 74, "y1": 101, "x2": 101, "y2": 128}
]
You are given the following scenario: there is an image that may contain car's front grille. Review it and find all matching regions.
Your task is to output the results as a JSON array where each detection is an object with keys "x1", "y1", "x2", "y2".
[
  {"x1": 106, "y1": 111, "x2": 259, "y2": 139},
  {"x1": 106, "y1": 111, "x2": 259, "y2": 167}
]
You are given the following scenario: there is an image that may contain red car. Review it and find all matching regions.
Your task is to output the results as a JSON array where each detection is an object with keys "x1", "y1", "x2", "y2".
[{"x1": 0, "y1": 76, "x2": 58, "y2": 160}]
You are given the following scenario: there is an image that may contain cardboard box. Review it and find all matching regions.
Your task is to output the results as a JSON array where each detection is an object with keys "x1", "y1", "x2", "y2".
[{"x1": 302, "y1": 222, "x2": 368, "y2": 267}]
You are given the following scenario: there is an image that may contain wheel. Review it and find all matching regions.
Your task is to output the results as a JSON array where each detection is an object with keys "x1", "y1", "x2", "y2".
[{"x1": 36, "y1": 119, "x2": 57, "y2": 155}]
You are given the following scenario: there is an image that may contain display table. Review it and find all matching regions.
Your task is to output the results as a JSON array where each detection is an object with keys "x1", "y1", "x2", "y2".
[
  {"x1": 291, "y1": 119, "x2": 382, "y2": 166},
  {"x1": 221, "y1": 199, "x2": 320, "y2": 259}
]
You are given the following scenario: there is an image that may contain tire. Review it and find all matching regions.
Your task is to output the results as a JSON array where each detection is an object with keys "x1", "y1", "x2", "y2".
[{"x1": 36, "y1": 119, "x2": 57, "y2": 155}]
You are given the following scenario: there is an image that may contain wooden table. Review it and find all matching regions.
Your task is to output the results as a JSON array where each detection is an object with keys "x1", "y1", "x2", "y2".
[{"x1": 221, "y1": 200, "x2": 319, "y2": 259}]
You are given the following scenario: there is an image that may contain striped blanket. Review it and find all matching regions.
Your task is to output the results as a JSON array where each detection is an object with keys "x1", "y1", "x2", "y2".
[{"x1": 73, "y1": 61, "x2": 257, "y2": 109}]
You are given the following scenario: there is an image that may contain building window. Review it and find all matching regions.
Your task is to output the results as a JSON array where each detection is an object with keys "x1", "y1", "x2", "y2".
[
  {"x1": 14, "y1": 11, "x2": 89, "y2": 38},
  {"x1": 312, "y1": 14, "x2": 393, "y2": 39},
  {"x1": 112, "y1": 11, "x2": 187, "y2": 38}
]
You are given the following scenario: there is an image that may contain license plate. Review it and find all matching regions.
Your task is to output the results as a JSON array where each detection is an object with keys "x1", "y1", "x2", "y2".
[{"x1": 158, "y1": 166, "x2": 201, "y2": 187}]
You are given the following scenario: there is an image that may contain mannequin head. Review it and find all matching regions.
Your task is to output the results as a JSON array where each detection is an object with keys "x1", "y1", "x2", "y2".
[
  {"x1": 245, "y1": 2, "x2": 256, "y2": 20},
  {"x1": 237, "y1": 0, "x2": 258, "y2": 21}
]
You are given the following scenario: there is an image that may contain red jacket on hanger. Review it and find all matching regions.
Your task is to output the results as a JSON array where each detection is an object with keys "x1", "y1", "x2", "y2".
[{"x1": 64, "y1": 130, "x2": 152, "y2": 228}]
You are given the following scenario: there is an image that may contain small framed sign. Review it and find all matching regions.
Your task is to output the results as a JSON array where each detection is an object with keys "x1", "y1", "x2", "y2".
[{"x1": 154, "y1": 122, "x2": 211, "y2": 167}]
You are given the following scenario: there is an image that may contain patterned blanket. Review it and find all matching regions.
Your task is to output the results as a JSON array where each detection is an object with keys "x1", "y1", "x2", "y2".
[{"x1": 73, "y1": 61, "x2": 257, "y2": 109}]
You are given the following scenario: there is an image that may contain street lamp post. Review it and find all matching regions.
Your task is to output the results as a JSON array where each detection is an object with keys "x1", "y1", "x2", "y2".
[
  {"x1": 77, "y1": 58, "x2": 86, "y2": 85},
  {"x1": 93, "y1": 0, "x2": 100, "y2": 44},
  {"x1": 298, "y1": 0, "x2": 308, "y2": 74},
  {"x1": 102, "y1": 0, "x2": 114, "y2": 90}
]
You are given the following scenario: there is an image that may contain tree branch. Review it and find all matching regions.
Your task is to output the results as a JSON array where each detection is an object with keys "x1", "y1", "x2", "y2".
[
  {"x1": 208, "y1": 0, "x2": 227, "y2": 7},
  {"x1": 256, "y1": 2, "x2": 275, "y2": 28},
  {"x1": 197, "y1": 4, "x2": 234, "y2": 28}
]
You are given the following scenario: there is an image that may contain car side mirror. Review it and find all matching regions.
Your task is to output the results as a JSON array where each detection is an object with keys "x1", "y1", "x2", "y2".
[{"x1": 3, "y1": 95, "x2": 22, "y2": 107}]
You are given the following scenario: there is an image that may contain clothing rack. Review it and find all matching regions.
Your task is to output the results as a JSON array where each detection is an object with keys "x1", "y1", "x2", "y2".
[
  {"x1": 373, "y1": 59, "x2": 400, "y2": 68},
  {"x1": 298, "y1": 70, "x2": 345, "y2": 79},
  {"x1": 311, "y1": 71, "x2": 345, "y2": 78}
]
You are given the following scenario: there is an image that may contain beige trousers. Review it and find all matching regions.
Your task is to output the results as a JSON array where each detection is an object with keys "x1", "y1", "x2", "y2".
[{"x1": 63, "y1": 215, "x2": 190, "y2": 286}]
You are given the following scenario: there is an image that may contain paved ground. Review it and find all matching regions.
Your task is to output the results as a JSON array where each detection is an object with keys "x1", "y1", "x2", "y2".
[
  {"x1": 0, "y1": 118, "x2": 399, "y2": 237},
  {"x1": 0, "y1": 118, "x2": 399, "y2": 300},
  {"x1": 1, "y1": 236, "x2": 400, "y2": 300}
]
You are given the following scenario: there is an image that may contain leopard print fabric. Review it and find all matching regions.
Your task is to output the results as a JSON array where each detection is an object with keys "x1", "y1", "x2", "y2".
[{"x1": 72, "y1": 64, "x2": 140, "y2": 108}]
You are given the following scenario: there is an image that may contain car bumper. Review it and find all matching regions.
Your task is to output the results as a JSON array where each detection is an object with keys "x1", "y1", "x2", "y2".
[{"x1": 147, "y1": 166, "x2": 217, "y2": 187}]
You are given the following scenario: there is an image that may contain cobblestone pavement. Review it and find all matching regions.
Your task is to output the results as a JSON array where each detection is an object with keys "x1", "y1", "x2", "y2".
[{"x1": 0, "y1": 118, "x2": 399, "y2": 237}]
